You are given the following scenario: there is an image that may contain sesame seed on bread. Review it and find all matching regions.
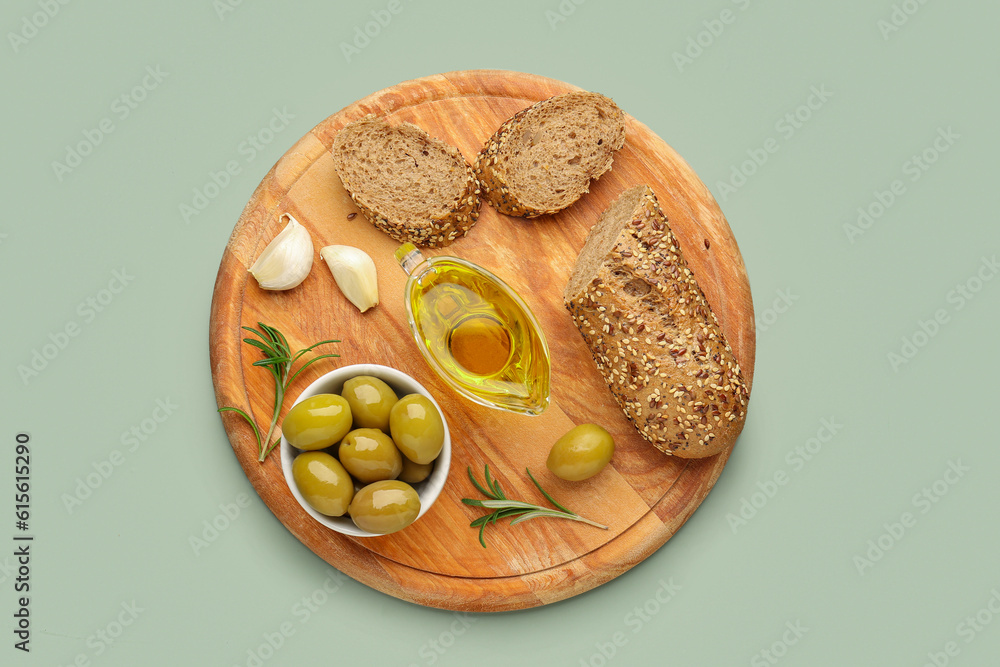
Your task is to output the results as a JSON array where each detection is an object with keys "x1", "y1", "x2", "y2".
[
  {"x1": 564, "y1": 186, "x2": 749, "y2": 458},
  {"x1": 473, "y1": 91, "x2": 625, "y2": 218},
  {"x1": 331, "y1": 115, "x2": 481, "y2": 248}
]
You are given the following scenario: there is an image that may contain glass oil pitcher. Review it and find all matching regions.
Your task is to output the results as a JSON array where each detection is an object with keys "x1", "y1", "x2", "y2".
[{"x1": 394, "y1": 243, "x2": 550, "y2": 415}]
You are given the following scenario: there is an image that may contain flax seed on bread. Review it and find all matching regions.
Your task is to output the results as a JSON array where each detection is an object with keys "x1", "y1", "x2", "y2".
[
  {"x1": 564, "y1": 186, "x2": 749, "y2": 458},
  {"x1": 331, "y1": 116, "x2": 481, "y2": 248},
  {"x1": 473, "y1": 91, "x2": 625, "y2": 218}
]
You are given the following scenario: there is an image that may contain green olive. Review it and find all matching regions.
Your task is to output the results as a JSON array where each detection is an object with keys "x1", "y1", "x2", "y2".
[
  {"x1": 292, "y1": 452, "x2": 354, "y2": 516},
  {"x1": 398, "y1": 457, "x2": 433, "y2": 484},
  {"x1": 348, "y1": 480, "x2": 421, "y2": 534},
  {"x1": 389, "y1": 394, "x2": 444, "y2": 465},
  {"x1": 546, "y1": 424, "x2": 615, "y2": 481},
  {"x1": 338, "y1": 428, "x2": 403, "y2": 483},
  {"x1": 282, "y1": 394, "x2": 352, "y2": 451},
  {"x1": 341, "y1": 375, "x2": 398, "y2": 432}
]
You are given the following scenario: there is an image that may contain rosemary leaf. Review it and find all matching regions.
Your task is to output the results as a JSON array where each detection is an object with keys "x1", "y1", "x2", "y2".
[
  {"x1": 219, "y1": 323, "x2": 339, "y2": 462},
  {"x1": 462, "y1": 465, "x2": 607, "y2": 548}
]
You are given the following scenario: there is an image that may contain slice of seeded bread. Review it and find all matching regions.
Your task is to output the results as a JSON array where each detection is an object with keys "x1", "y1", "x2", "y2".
[
  {"x1": 473, "y1": 91, "x2": 626, "y2": 218},
  {"x1": 564, "y1": 186, "x2": 749, "y2": 458},
  {"x1": 331, "y1": 116, "x2": 481, "y2": 248}
]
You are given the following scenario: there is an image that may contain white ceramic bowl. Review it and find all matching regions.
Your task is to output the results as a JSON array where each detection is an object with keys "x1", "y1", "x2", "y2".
[{"x1": 280, "y1": 364, "x2": 451, "y2": 537}]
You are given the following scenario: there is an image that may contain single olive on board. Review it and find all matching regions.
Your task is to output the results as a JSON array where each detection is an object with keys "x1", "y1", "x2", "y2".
[
  {"x1": 348, "y1": 480, "x2": 421, "y2": 534},
  {"x1": 292, "y1": 452, "x2": 355, "y2": 516},
  {"x1": 389, "y1": 394, "x2": 444, "y2": 465},
  {"x1": 546, "y1": 424, "x2": 615, "y2": 481},
  {"x1": 338, "y1": 428, "x2": 403, "y2": 484},
  {"x1": 341, "y1": 375, "x2": 398, "y2": 432},
  {"x1": 398, "y1": 457, "x2": 433, "y2": 484},
  {"x1": 282, "y1": 394, "x2": 353, "y2": 451}
]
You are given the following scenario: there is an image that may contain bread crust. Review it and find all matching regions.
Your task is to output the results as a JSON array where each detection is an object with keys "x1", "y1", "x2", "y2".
[
  {"x1": 332, "y1": 116, "x2": 482, "y2": 248},
  {"x1": 564, "y1": 187, "x2": 749, "y2": 458},
  {"x1": 473, "y1": 92, "x2": 625, "y2": 218}
]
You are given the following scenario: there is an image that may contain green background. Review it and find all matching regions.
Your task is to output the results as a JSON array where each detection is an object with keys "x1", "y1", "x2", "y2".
[{"x1": 2, "y1": 0, "x2": 998, "y2": 665}]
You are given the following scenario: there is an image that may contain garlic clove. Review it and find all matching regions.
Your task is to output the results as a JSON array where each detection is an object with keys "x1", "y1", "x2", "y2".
[
  {"x1": 320, "y1": 245, "x2": 379, "y2": 313},
  {"x1": 249, "y1": 214, "x2": 314, "y2": 290}
]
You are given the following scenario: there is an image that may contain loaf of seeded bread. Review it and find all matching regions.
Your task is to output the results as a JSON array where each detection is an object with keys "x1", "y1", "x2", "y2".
[
  {"x1": 473, "y1": 91, "x2": 625, "y2": 218},
  {"x1": 564, "y1": 186, "x2": 749, "y2": 458},
  {"x1": 331, "y1": 116, "x2": 481, "y2": 248}
]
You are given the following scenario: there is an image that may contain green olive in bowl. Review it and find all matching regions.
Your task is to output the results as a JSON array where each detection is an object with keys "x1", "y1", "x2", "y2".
[
  {"x1": 341, "y1": 375, "x2": 398, "y2": 431},
  {"x1": 338, "y1": 428, "x2": 403, "y2": 483},
  {"x1": 292, "y1": 452, "x2": 354, "y2": 517},
  {"x1": 398, "y1": 457, "x2": 433, "y2": 484},
  {"x1": 546, "y1": 424, "x2": 615, "y2": 481},
  {"x1": 389, "y1": 394, "x2": 444, "y2": 465},
  {"x1": 282, "y1": 394, "x2": 352, "y2": 451},
  {"x1": 348, "y1": 480, "x2": 421, "y2": 534}
]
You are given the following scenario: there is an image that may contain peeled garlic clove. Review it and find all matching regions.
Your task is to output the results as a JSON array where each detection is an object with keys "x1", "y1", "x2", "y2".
[
  {"x1": 249, "y1": 214, "x2": 314, "y2": 290},
  {"x1": 320, "y1": 245, "x2": 379, "y2": 313}
]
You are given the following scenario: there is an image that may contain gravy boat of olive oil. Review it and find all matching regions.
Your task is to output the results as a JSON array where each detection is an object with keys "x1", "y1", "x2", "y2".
[{"x1": 394, "y1": 243, "x2": 550, "y2": 415}]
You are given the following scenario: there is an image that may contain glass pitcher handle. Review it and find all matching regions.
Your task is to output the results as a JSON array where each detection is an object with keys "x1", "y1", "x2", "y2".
[{"x1": 394, "y1": 243, "x2": 425, "y2": 276}]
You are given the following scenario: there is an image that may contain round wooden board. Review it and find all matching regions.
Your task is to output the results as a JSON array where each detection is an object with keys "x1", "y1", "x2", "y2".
[{"x1": 210, "y1": 70, "x2": 755, "y2": 612}]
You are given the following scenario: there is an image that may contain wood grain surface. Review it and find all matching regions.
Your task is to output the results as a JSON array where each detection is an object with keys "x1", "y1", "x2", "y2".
[{"x1": 209, "y1": 70, "x2": 755, "y2": 612}]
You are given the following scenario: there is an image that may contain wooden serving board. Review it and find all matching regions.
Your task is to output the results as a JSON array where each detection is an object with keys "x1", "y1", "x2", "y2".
[{"x1": 210, "y1": 70, "x2": 755, "y2": 612}]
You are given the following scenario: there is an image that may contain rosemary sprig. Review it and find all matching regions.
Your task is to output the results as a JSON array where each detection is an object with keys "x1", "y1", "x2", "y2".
[
  {"x1": 462, "y1": 465, "x2": 607, "y2": 548},
  {"x1": 219, "y1": 322, "x2": 339, "y2": 462}
]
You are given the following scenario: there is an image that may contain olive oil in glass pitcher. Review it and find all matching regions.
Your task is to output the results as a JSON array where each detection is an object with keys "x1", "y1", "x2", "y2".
[{"x1": 394, "y1": 243, "x2": 550, "y2": 415}]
